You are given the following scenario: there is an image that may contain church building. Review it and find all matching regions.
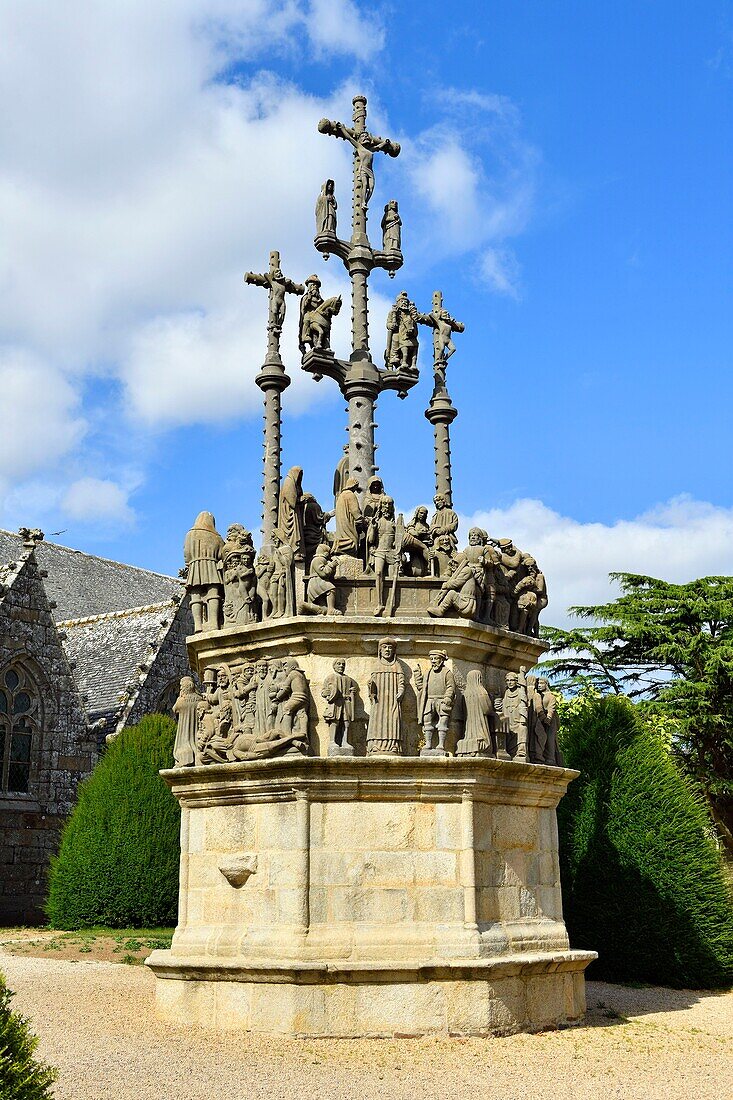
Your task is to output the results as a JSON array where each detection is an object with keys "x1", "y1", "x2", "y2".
[{"x1": 0, "y1": 527, "x2": 192, "y2": 923}]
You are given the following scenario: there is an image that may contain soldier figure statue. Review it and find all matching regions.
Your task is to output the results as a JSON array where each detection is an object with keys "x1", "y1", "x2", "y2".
[
  {"x1": 414, "y1": 650, "x2": 456, "y2": 756},
  {"x1": 385, "y1": 291, "x2": 420, "y2": 373},
  {"x1": 322, "y1": 658, "x2": 357, "y2": 756}
]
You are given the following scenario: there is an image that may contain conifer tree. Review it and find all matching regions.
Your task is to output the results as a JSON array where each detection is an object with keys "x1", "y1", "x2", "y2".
[
  {"x1": 545, "y1": 573, "x2": 733, "y2": 845},
  {"x1": 47, "y1": 714, "x2": 180, "y2": 929},
  {"x1": 0, "y1": 975, "x2": 56, "y2": 1100},
  {"x1": 558, "y1": 694, "x2": 733, "y2": 988}
]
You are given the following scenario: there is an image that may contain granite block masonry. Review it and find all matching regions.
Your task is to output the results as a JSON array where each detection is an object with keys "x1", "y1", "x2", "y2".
[{"x1": 148, "y1": 92, "x2": 595, "y2": 1036}]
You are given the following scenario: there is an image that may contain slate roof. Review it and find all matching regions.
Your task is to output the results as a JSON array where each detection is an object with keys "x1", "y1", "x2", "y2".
[
  {"x1": 60, "y1": 601, "x2": 179, "y2": 727},
  {"x1": 0, "y1": 529, "x2": 182, "y2": 622}
]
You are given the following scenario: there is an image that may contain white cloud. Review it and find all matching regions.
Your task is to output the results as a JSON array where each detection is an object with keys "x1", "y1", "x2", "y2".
[
  {"x1": 0, "y1": 2, "x2": 539, "y2": 532},
  {"x1": 61, "y1": 477, "x2": 134, "y2": 525},
  {"x1": 460, "y1": 495, "x2": 733, "y2": 628},
  {"x1": 0, "y1": 1, "x2": 384, "y2": 510},
  {"x1": 479, "y1": 247, "x2": 521, "y2": 298},
  {"x1": 401, "y1": 86, "x2": 539, "y2": 292},
  {"x1": 0, "y1": 350, "x2": 86, "y2": 482},
  {"x1": 306, "y1": 0, "x2": 384, "y2": 59}
]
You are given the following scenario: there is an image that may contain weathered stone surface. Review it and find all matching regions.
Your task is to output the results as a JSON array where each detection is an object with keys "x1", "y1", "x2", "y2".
[
  {"x1": 148, "y1": 755, "x2": 595, "y2": 1034},
  {"x1": 0, "y1": 547, "x2": 95, "y2": 923}
]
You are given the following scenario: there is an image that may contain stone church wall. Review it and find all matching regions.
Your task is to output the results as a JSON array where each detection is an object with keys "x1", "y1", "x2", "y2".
[{"x1": 0, "y1": 550, "x2": 96, "y2": 923}]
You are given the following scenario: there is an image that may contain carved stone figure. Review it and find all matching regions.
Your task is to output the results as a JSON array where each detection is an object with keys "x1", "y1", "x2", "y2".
[
  {"x1": 302, "y1": 492, "x2": 333, "y2": 569},
  {"x1": 278, "y1": 466, "x2": 304, "y2": 561},
  {"x1": 414, "y1": 650, "x2": 456, "y2": 756},
  {"x1": 333, "y1": 476, "x2": 363, "y2": 556},
  {"x1": 528, "y1": 677, "x2": 563, "y2": 766},
  {"x1": 385, "y1": 291, "x2": 419, "y2": 373},
  {"x1": 513, "y1": 554, "x2": 547, "y2": 636},
  {"x1": 416, "y1": 292, "x2": 465, "y2": 390},
  {"x1": 267, "y1": 658, "x2": 287, "y2": 727},
  {"x1": 268, "y1": 530, "x2": 296, "y2": 618},
  {"x1": 302, "y1": 542, "x2": 341, "y2": 615},
  {"x1": 322, "y1": 658, "x2": 357, "y2": 756},
  {"x1": 432, "y1": 532, "x2": 458, "y2": 579},
  {"x1": 381, "y1": 199, "x2": 401, "y2": 252},
  {"x1": 318, "y1": 95, "x2": 400, "y2": 215},
  {"x1": 253, "y1": 659, "x2": 274, "y2": 738},
  {"x1": 368, "y1": 496, "x2": 401, "y2": 617},
  {"x1": 366, "y1": 637, "x2": 405, "y2": 755},
  {"x1": 255, "y1": 547, "x2": 275, "y2": 619},
  {"x1": 270, "y1": 659, "x2": 309, "y2": 741},
  {"x1": 222, "y1": 524, "x2": 257, "y2": 626},
  {"x1": 232, "y1": 662, "x2": 257, "y2": 732},
  {"x1": 172, "y1": 676, "x2": 202, "y2": 767},
  {"x1": 500, "y1": 669, "x2": 529, "y2": 762},
  {"x1": 315, "y1": 179, "x2": 337, "y2": 236},
  {"x1": 226, "y1": 658, "x2": 310, "y2": 762},
  {"x1": 427, "y1": 527, "x2": 494, "y2": 621},
  {"x1": 403, "y1": 505, "x2": 432, "y2": 576},
  {"x1": 183, "y1": 511, "x2": 224, "y2": 633},
  {"x1": 362, "y1": 475, "x2": 387, "y2": 524},
  {"x1": 245, "y1": 253, "x2": 304, "y2": 363},
  {"x1": 299, "y1": 274, "x2": 342, "y2": 354},
  {"x1": 429, "y1": 493, "x2": 459, "y2": 551},
  {"x1": 332, "y1": 448, "x2": 349, "y2": 506},
  {"x1": 456, "y1": 669, "x2": 496, "y2": 757},
  {"x1": 196, "y1": 665, "x2": 235, "y2": 764},
  {"x1": 493, "y1": 537, "x2": 523, "y2": 628}
]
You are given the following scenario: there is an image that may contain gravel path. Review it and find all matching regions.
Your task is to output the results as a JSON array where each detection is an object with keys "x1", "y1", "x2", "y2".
[{"x1": 2, "y1": 951, "x2": 732, "y2": 1100}]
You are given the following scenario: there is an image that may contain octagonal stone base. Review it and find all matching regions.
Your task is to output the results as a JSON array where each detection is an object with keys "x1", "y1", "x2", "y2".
[{"x1": 147, "y1": 756, "x2": 595, "y2": 1036}]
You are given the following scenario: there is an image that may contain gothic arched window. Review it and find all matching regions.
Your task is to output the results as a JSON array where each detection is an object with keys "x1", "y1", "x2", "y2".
[{"x1": 0, "y1": 664, "x2": 41, "y2": 794}]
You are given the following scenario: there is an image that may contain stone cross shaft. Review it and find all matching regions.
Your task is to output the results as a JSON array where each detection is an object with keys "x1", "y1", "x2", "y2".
[
  {"x1": 309, "y1": 96, "x2": 413, "y2": 495},
  {"x1": 418, "y1": 291, "x2": 464, "y2": 508},
  {"x1": 244, "y1": 250, "x2": 304, "y2": 542},
  {"x1": 245, "y1": 250, "x2": 304, "y2": 367}
]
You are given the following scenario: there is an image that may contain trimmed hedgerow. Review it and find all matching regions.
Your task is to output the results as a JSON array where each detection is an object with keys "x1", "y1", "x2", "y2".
[
  {"x1": 0, "y1": 973, "x2": 57, "y2": 1100},
  {"x1": 558, "y1": 694, "x2": 733, "y2": 988},
  {"x1": 46, "y1": 714, "x2": 180, "y2": 929}
]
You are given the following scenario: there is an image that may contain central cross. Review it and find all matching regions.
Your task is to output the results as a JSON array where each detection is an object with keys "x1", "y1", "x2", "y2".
[{"x1": 302, "y1": 95, "x2": 420, "y2": 495}]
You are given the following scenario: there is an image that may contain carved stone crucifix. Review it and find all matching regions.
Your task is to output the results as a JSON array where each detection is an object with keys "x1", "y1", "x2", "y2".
[
  {"x1": 245, "y1": 250, "x2": 304, "y2": 367},
  {"x1": 244, "y1": 250, "x2": 304, "y2": 542},
  {"x1": 417, "y1": 291, "x2": 465, "y2": 394},
  {"x1": 303, "y1": 96, "x2": 418, "y2": 496},
  {"x1": 417, "y1": 291, "x2": 465, "y2": 508}
]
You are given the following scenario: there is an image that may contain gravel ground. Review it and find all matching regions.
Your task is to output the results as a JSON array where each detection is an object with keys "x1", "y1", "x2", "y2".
[{"x1": 2, "y1": 950, "x2": 732, "y2": 1100}]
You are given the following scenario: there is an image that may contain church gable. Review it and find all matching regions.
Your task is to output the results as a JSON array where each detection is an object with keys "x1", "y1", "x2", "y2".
[
  {"x1": 60, "y1": 594, "x2": 191, "y2": 740},
  {"x1": 0, "y1": 542, "x2": 96, "y2": 923}
]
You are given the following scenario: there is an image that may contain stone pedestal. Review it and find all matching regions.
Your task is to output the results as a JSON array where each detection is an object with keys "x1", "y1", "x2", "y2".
[{"x1": 147, "y1": 755, "x2": 595, "y2": 1036}]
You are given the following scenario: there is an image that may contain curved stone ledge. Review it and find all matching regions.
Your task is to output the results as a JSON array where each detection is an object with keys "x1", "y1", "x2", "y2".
[
  {"x1": 186, "y1": 613, "x2": 546, "y2": 671},
  {"x1": 147, "y1": 948, "x2": 596, "y2": 983},
  {"x1": 147, "y1": 949, "x2": 596, "y2": 1036},
  {"x1": 161, "y1": 755, "x2": 578, "y2": 809}
]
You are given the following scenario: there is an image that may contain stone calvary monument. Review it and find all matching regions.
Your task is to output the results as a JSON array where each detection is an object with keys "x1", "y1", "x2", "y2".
[{"x1": 147, "y1": 95, "x2": 595, "y2": 1036}]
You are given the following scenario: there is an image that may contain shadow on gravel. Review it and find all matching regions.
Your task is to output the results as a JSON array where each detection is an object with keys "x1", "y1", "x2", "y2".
[{"x1": 585, "y1": 979, "x2": 731, "y2": 1026}]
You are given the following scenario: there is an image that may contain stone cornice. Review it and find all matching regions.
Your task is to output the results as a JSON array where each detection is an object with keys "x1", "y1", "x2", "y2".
[
  {"x1": 185, "y1": 614, "x2": 546, "y2": 673},
  {"x1": 161, "y1": 755, "x2": 577, "y2": 809}
]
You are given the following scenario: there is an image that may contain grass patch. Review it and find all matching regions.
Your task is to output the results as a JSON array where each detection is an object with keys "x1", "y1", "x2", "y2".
[{"x1": 0, "y1": 927, "x2": 174, "y2": 965}]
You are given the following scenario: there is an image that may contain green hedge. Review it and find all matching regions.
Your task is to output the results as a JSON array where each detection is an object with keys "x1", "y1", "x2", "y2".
[
  {"x1": 558, "y1": 695, "x2": 733, "y2": 988},
  {"x1": 0, "y1": 974, "x2": 56, "y2": 1100},
  {"x1": 47, "y1": 714, "x2": 180, "y2": 929}
]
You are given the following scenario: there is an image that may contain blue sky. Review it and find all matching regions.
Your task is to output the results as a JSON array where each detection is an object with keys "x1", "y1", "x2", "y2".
[{"x1": 1, "y1": 1, "x2": 731, "y2": 621}]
